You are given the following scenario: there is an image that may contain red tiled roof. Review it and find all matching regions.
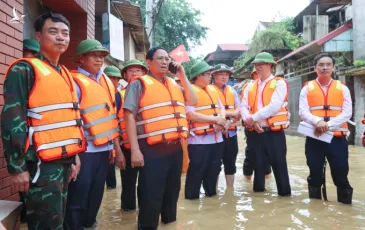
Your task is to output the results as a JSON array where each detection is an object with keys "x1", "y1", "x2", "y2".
[
  {"x1": 278, "y1": 23, "x2": 352, "y2": 63},
  {"x1": 218, "y1": 44, "x2": 248, "y2": 51}
]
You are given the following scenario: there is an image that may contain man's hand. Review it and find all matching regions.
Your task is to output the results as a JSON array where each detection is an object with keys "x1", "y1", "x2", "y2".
[
  {"x1": 69, "y1": 155, "x2": 81, "y2": 182},
  {"x1": 11, "y1": 171, "x2": 30, "y2": 192},
  {"x1": 170, "y1": 62, "x2": 186, "y2": 80},
  {"x1": 131, "y1": 149, "x2": 144, "y2": 168},
  {"x1": 215, "y1": 116, "x2": 227, "y2": 126},
  {"x1": 224, "y1": 120, "x2": 231, "y2": 130},
  {"x1": 115, "y1": 147, "x2": 126, "y2": 170},
  {"x1": 315, "y1": 120, "x2": 329, "y2": 137},
  {"x1": 361, "y1": 130, "x2": 365, "y2": 147},
  {"x1": 253, "y1": 122, "x2": 264, "y2": 133},
  {"x1": 109, "y1": 150, "x2": 115, "y2": 164},
  {"x1": 244, "y1": 116, "x2": 254, "y2": 127}
]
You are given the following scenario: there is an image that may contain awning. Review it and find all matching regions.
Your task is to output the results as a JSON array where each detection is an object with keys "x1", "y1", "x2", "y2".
[
  {"x1": 278, "y1": 23, "x2": 352, "y2": 63},
  {"x1": 112, "y1": 0, "x2": 150, "y2": 53}
]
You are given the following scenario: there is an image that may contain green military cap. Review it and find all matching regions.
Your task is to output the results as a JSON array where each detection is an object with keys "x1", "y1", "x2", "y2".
[
  {"x1": 211, "y1": 63, "x2": 233, "y2": 75},
  {"x1": 74, "y1": 39, "x2": 109, "y2": 63},
  {"x1": 189, "y1": 61, "x2": 213, "y2": 80},
  {"x1": 23, "y1": 39, "x2": 40, "y2": 52},
  {"x1": 251, "y1": 52, "x2": 277, "y2": 65},
  {"x1": 121, "y1": 59, "x2": 148, "y2": 77},
  {"x1": 104, "y1": 66, "x2": 121, "y2": 78}
]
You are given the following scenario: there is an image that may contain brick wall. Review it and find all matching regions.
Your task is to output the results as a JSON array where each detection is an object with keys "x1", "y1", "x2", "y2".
[{"x1": 0, "y1": 0, "x2": 23, "y2": 229}]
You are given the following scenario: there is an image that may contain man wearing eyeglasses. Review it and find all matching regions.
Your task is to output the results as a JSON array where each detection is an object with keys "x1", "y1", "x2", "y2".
[
  {"x1": 123, "y1": 47, "x2": 197, "y2": 230},
  {"x1": 64, "y1": 39, "x2": 126, "y2": 229}
]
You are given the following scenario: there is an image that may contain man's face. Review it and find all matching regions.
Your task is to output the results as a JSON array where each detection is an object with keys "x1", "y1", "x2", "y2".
[
  {"x1": 79, "y1": 51, "x2": 105, "y2": 74},
  {"x1": 197, "y1": 70, "x2": 212, "y2": 87},
  {"x1": 23, "y1": 49, "x2": 36, "y2": 58},
  {"x1": 314, "y1": 57, "x2": 334, "y2": 78},
  {"x1": 213, "y1": 71, "x2": 230, "y2": 86},
  {"x1": 125, "y1": 65, "x2": 144, "y2": 82},
  {"x1": 36, "y1": 18, "x2": 70, "y2": 55},
  {"x1": 147, "y1": 49, "x2": 170, "y2": 75},
  {"x1": 254, "y1": 63, "x2": 272, "y2": 77}
]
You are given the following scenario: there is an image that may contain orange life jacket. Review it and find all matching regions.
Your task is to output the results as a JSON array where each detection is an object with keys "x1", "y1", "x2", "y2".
[
  {"x1": 248, "y1": 77, "x2": 289, "y2": 131},
  {"x1": 241, "y1": 81, "x2": 250, "y2": 99},
  {"x1": 307, "y1": 80, "x2": 348, "y2": 137},
  {"x1": 212, "y1": 85, "x2": 239, "y2": 130},
  {"x1": 190, "y1": 84, "x2": 221, "y2": 135},
  {"x1": 72, "y1": 72, "x2": 119, "y2": 146},
  {"x1": 116, "y1": 89, "x2": 130, "y2": 149},
  {"x1": 5, "y1": 58, "x2": 86, "y2": 161},
  {"x1": 136, "y1": 75, "x2": 188, "y2": 145}
]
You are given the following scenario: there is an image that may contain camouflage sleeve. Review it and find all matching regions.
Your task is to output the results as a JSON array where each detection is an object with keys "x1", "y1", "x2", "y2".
[{"x1": 1, "y1": 62, "x2": 33, "y2": 174}]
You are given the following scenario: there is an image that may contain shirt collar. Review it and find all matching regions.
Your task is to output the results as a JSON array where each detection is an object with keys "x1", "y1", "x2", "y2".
[
  {"x1": 258, "y1": 74, "x2": 274, "y2": 84},
  {"x1": 37, "y1": 53, "x2": 62, "y2": 73},
  {"x1": 315, "y1": 78, "x2": 333, "y2": 88},
  {"x1": 77, "y1": 66, "x2": 103, "y2": 81}
]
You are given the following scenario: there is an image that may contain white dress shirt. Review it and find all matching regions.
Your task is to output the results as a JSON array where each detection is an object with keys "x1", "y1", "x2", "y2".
[
  {"x1": 240, "y1": 75, "x2": 288, "y2": 127},
  {"x1": 299, "y1": 78, "x2": 352, "y2": 128}
]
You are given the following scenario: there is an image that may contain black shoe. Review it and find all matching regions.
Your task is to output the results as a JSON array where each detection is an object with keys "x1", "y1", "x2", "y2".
[
  {"x1": 308, "y1": 186, "x2": 322, "y2": 199},
  {"x1": 84, "y1": 221, "x2": 97, "y2": 228},
  {"x1": 107, "y1": 186, "x2": 116, "y2": 189},
  {"x1": 337, "y1": 187, "x2": 353, "y2": 204}
]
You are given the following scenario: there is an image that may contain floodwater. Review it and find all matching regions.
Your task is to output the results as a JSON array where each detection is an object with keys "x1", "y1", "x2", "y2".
[{"x1": 21, "y1": 132, "x2": 365, "y2": 229}]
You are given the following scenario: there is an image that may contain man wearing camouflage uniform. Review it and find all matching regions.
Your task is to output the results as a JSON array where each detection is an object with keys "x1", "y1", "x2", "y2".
[{"x1": 1, "y1": 12, "x2": 84, "y2": 229}]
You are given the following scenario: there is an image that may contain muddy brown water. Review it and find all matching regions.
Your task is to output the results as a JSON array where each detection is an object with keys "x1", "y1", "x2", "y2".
[{"x1": 21, "y1": 132, "x2": 365, "y2": 229}]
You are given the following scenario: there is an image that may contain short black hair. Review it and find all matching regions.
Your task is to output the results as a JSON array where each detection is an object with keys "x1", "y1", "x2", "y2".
[
  {"x1": 146, "y1": 47, "x2": 167, "y2": 60},
  {"x1": 35, "y1": 12, "x2": 70, "y2": 32},
  {"x1": 313, "y1": 53, "x2": 336, "y2": 66}
]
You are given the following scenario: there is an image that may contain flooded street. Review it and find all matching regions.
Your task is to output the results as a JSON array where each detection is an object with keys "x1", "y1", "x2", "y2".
[
  {"x1": 94, "y1": 132, "x2": 365, "y2": 230},
  {"x1": 20, "y1": 132, "x2": 365, "y2": 230}
]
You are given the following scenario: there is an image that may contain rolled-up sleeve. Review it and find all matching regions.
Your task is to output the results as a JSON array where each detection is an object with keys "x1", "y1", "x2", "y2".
[{"x1": 123, "y1": 80, "x2": 143, "y2": 116}]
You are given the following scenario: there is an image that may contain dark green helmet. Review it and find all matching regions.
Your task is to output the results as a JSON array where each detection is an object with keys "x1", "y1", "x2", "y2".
[{"x1": 23, "y1": 39, "x2": 40, "y2": 52}]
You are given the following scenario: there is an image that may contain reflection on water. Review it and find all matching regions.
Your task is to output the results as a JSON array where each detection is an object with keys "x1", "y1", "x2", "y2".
[{"x1": 20, "y1": 132, "x2": 365, "y2": 229}]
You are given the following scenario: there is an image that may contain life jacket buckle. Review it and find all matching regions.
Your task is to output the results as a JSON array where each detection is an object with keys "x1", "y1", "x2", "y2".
[
  {"x1": 171, "y1": 100, "x2": 178, "y2": 106},
  {"x1": 324, "y1": 116, "x2": 330, "y2": 122},
  {"x1": 76, "y1": 119, "x2": 83, "y2": 127},
  {"x1": 213, "y1": 113, "x2": 218, "y2": 117},
  {"x1": 323, "y1": 105, "x2": 329, "y2": 110},
  {"x1": 211, "y1": 104, "x2": 216, "y2": 109},
  {"x1": 225, "y1": 105, "x2": 229, "y2": 109},
  {"x1": 176, "y1": 126, "x2": 184, "y2": 132},
  {"x1": 105, "y1": 103, "x2": 111, "y2": 111},
  {"x1": 174, "y1": 113, "x2": 182, "y2": 119},
  {"x1": 72, "y1": 102, "x2": 79, "y2": 110},
  {"x1": 209, "y1": 124, "x2": 214, "y2": 129}
]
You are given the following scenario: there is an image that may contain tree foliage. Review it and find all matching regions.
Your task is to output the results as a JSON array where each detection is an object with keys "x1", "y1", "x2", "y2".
[
  {"x1": 130, "y1": 0, "x2": 208, "y2": 52},
  {"x1": 234, "y1": 17, "x2": 304, "y2": 71},
  {"x1": 181, "y1": 55, "x2": 205, "y2": 79}
]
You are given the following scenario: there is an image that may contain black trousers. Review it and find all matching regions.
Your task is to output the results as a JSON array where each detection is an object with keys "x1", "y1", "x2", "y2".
[
  {"x1": 185, "y1": 142, "x2": 224, "y2": 199},
  {"x1": 243, "y1": 128, "x2": 271, "y2": 176},
  {"x1": 248, "y1": 130, "x2": 291, "y2": 196},
  {"x1": 305, "y1": 136, "x2": 352, "y2": 189},
  {"x1": 64, "y1": 151, "x2": 109, "y2": 229},
  {"x1": 106, "y1": 162, "x2": 116, "y2": 188},
  {"x1": 120, "y1": 147, "x2": 139, "y2": 210},
  {"x1": 137, "y1": 140, "x2": 183, "y2": 229},
  {"x1": 222, "y1": 134, "x2": 239, "y2": 175}
]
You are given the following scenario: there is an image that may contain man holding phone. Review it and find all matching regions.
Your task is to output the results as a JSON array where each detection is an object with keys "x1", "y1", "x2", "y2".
[{"x1": 123, "y1": 47, "x2": 197, "y2": 230}]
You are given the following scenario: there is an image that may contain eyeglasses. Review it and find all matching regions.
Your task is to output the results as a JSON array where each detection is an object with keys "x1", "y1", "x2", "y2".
[
  {"x1": 155, "y1": 56, "x2": 171, "y2": 63},
  {"x1": 127, "y1": 69, "x2": 142, "y2": 74}
]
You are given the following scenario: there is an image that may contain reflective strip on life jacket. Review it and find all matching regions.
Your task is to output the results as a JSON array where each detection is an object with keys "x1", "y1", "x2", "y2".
[
  {"x1": 137, "y1": 126, "x2": 189, "y2": 139},
  {"x1": 310, "y1": 105, "x2": 342, "y2": 111},
  {"x1": 28, "y1": 119, "x2": 83, "y2": 145},
  {"x1": 83, "y1": 114, "x2": 117, "y2": 129},
  {"x1": 136, "y1": 113, "x2": 186, "y2": 125},
  {"x1": 138, "y1": 100, "x2": 185, "y2": 113},
  {"x1": 195, "y1": 104, "x2": 219, "y2": 112},
  {"x1": 86, "y1": 127, "x2": 120, "y2": 141},
  {"x1": 80, "y1": 103, "x2": 111, "y2": 114}
]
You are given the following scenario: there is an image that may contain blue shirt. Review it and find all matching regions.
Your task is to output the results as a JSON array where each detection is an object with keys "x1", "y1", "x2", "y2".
[{"x1": 75, "y1": 67, "x2": 113, "y2": 153}]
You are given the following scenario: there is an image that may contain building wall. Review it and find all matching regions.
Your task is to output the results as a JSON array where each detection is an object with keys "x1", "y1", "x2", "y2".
[
  {"x1": 354, "y1": 76, "x2": 365, "y2": 145},
  {"x1": 0, "y1": 0, "x2": 24, "y2": 229},
  {"x1": 123, "y1": 27, "x2": 136, "y2": 61}
]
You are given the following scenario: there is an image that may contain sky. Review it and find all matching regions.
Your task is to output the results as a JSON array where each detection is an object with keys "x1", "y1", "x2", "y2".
[{"x1": 185, "y1": 0, "x2": 310, "y2": 58}]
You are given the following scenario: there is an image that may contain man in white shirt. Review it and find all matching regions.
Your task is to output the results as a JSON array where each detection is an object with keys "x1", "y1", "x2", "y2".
[
  {"x1": 241, "y1": 52, "x2": 291, "y2": 196},
  {"x1": 299, "y1": 53, "x2": 353, "y2": 204}
]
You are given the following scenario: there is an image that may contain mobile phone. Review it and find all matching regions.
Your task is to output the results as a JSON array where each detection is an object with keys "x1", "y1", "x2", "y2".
[{"x1": 168, "y1": 62, "x2": 178, "y2": 74}]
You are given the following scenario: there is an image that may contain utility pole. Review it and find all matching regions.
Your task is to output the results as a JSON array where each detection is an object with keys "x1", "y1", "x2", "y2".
[{"x1": 146, "y1": 0, "x2": 154, "y2": 46}]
